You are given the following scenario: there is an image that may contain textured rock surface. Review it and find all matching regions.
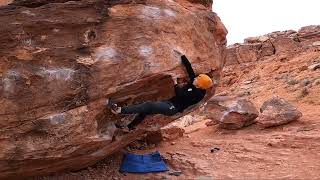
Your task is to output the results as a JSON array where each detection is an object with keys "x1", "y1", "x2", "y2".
[
  {"x1": 225, "y1": 25, "x2": 320, "y2": 65},
  {"x1": 204, "y1": 96, "x2": 259, "y2": 129},
  {"x1": 257, "y1": 97, "x2": 302, "y2": 128},
  {"x1": 0, "y1": 0, "x2": 12, "y2": 6},
  {"x1": 0, "y1": 0, "x2": 227, "y2": 178}
]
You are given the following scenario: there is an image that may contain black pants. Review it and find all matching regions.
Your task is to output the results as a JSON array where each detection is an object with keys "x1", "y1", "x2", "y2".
[{"x1": 121, "y1": 101, "x2": 178, "y2": 129}]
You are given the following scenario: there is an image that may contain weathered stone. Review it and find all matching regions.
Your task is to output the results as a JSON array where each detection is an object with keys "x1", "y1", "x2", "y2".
[
  {"x1": 297, "y1": 25, "x2": 320, "y2": 43},
  {"x1": 257, "y1": 97, "x2": 302, "y2": 128},
  {"x1": 147, "y1": 115, "x2": 199, "y2": 142},
  {"x1": 224, "y1": 26, "x2": 320, "y2": 66},
  {"x1": 168, "y1": 170, "x2": 183, "y2": 176},
  {"x1": 187, "y1": 0, "x2": 213, "y2": 8},
  {"x1": 144, "y1": 126, "x2": 184, "y2": 144},
  {"x1": 270, "y1": 36, "x2": 301, "y2": 54},
  {"x1": 145, "y1": 130, "x2": 163, "y2": 145},
  {"x1": 259, "y1": 40, "x2": 275, "y2": 57},
  {"x1": 0, "y1": 0, "x2": 227, "y2": 178},
  {"x1": 313, "y1": 41, "x2": 320, "y2": 46},
  {"x1": 225, "y1": 44, "x2": 239, "y2": 65},
  {"x1": 225, "y1": 39, "x2": 275, "y2": 65},
  {"x1": 237, "y1": 43, "x2": 261, "y2": 63},
  {"x1": 308, "y1": 63, "x2": 320, "y2": 71},
  {"x1": 204, "y1": 96, "x2": 259, "y2": 129},
  {"x1": 313, "y1": 78, "x2": 320, "y2": 86},
  {"x1": 244, "y1": 35, "x2": 269, "y2": 43}
]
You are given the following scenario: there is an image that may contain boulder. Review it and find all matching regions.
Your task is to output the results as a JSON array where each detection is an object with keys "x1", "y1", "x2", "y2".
[
  {"x1": 225, "y1": 44, "x2": 239, "y2": 65},
  {"x1": 257, "y1": 97, "x2": 302, "y2": 128},
  {"x1": 270, "y1": 36, "x2": 301, "y2": 54},
  {"x1": 145, "y1": 115, "x2": 205, "y2": 142},
  {"x1": 237, "y1": 43, "x2": 261, "y2": 63},
  {"x1": 225, "y1": 39, "x2": 275, "y2": 65},
  {"x1": 204, "y1": 96, "x2": 259, "y2": 129},
  {"x1": 259, "y1": 40, "x2": 275, "y2": 57},
  {"x1": 0, "y1": 0, "x2": 227, "y2": 178}
]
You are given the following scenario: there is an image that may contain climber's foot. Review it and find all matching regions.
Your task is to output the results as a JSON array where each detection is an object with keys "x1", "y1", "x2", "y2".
[{"x1": 106, "y1": 98, "x2": 121, "y2": 114}]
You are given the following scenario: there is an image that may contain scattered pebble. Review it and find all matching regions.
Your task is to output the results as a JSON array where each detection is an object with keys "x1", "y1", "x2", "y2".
[
  {"x1": 196, "y1": 176, "x2": 213, "y2": 180},
  {"x1": 300, "y1": 79, "x2": 311, "y2": 87},
  {"x1": 299, "y1": 87, "x2": 309, "y2": 98},
  {"x1": 210, "y1": 147, "x2": 220, "y2": 153},
  {"x1": 168, "y1": 170, "x2": 182, "y2": 176},
  {"x1": 298, "y1": 65, "x2": 308, "y2": 72},
  {"x1": 313, "y1": 79, "x2": 320, "y2": 85},
  {"x1": 287, "y1": 79, "x2": 299, "y2": 85},
  {"x1": 161, "y1": 175, "x2": 168, "y2": 180}
]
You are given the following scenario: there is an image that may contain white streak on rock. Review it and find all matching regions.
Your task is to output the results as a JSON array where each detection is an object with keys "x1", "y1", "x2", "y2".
[
  {"x1": 140, "y1": 6, "x2": 176, "y2": 19},
  {"x1": 220, "y1": 111, "x2": 230, "y2": 122},
  {"x1": 48, "y1": 113, "x2": 66, "y2": 125},
  {"x1": 53, "y1": 29, "x2": 60, "y2": 33},
  {"x1": 140, "y1": 6, "x2": 161, "y2": 19},
  {"x1": 220, "y1": 101, "x2": 246, "y2": 122},
  {"x1": 163, "y1": 9, "x2": 176, "y2": 17},
  {"x1": 38, "y1": 67, "x2": 75, "y2": 81},
  {"x1": 21, "y1": 10, "x2": 36, "y2": 16},
  {"x1": 1, "y1": 71, "x2": 20, "y2": 96},
  {"x1": 94, "y1": 47, "x2": 118, "y2": 61},
  {"x1": 139, "y1": 46, "x2": 153, "y2": 57},
  {"x1": 22, "y1": 38, "x2": 32, "y2": 46}
]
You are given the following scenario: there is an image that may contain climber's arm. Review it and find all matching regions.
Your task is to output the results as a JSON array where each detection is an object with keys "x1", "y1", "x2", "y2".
[{"x1": 181, "y1": 55, "x2": 196, "y2": 82}]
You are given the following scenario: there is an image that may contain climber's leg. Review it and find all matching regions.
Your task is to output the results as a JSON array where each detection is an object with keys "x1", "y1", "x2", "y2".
[
  {"x1": 107, "y1": 99, "x2": 178, "y2": 130},
  {"x1": 121, "y1": 101, "x2": 178, "y2": 116},
  {"x1": 107, "y1": 99, "x2": 178, "y2": 116}
]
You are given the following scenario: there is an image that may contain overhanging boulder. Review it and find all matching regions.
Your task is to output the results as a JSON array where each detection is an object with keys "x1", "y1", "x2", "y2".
[{"x1": 0, "y1": 0, "x2": 227, "y2": 178}]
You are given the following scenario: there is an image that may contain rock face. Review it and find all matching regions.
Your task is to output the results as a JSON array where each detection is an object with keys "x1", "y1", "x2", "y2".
[
  {"x1": 257, "y1": 97, "x2": 302, "y2": 128},
  {"x1": 204, "y1": 96, "x2": 259, "y2": 129},
  {"x1": 0, "y1": 0, "x2": 227, "y2": 178},
  {"x1": 225, "y1": 25, "x2": 320, "y2": 65},
  {"x1": 0, "y1": 0, "x2": 12, "y2": 6}
]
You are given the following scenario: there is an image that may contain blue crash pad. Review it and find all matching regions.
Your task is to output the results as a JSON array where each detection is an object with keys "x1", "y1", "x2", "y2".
[{"x1": 120, "y1": 151, "x2": 168, "y2": 173}]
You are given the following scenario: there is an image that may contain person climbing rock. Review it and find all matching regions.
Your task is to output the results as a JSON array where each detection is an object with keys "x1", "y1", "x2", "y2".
[{"x1": 107, "y1": 54, "x2": 213, "y2": 130}]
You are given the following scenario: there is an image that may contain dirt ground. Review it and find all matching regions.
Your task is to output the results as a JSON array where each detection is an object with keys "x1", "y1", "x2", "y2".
[{"x1": 36, "y1": 47, "x2": 320, "y2": 179}]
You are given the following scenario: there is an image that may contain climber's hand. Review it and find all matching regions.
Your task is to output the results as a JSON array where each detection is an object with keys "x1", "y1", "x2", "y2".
[{"x1": 173, "y1": 49, "x2": 183, "y2": 57}]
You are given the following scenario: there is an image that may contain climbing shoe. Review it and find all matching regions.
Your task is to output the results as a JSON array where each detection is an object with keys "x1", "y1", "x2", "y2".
[{"x1": 106, "y1": 98, "x2": 121, "y2": 114}]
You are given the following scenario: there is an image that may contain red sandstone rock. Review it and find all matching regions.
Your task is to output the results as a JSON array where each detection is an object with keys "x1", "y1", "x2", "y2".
[
  {"x1": 0, "y1": 0, "x2": 227, "y2": 178},
  {"x1": 204, "y1": 96, "x2": 259, "y2": 129},
  {"x1": 225, "y1": 26, "x2": 320, "y2": 65},
  {"x1": 257, "y1": 97, "x2": 303, "y2": 128}
]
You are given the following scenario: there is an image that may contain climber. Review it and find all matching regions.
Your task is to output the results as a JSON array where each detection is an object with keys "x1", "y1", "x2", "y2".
[{"x1": 106, "y1": 54, "x2": 213, "y2": 130}]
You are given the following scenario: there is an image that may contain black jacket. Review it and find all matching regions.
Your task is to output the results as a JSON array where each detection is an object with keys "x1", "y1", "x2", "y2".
[{"x1": 169, "y1": 55, "x2": 206, "y2": 112}]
